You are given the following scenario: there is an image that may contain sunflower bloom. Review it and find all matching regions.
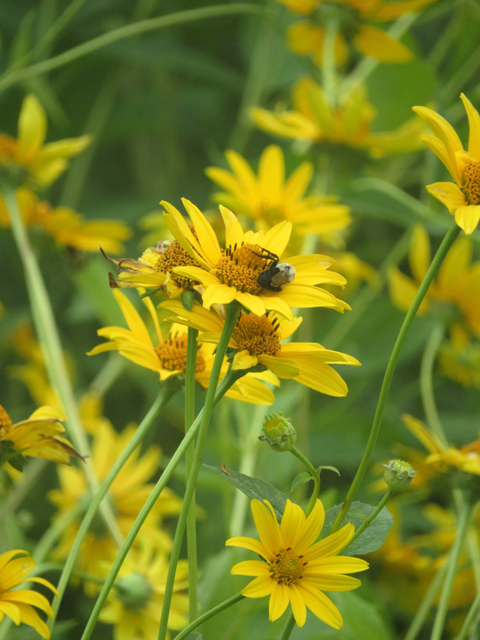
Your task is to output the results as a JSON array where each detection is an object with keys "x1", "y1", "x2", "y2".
[
  {"x1": 252, "y1": 80, "x2": 425, "y2": 157},
  {"x1": 161, "y1": 300, "x2": 360, "y2": 397},
  {"x1": 0, "y1": 549, "x2": 58, "y2": 638},
  {"x1": 413, "y1": 94, "x2": 480, "y2": 234},
  {"x1": 0, "y1": 94, "x2": 90, "y2": 187},
  {"x1": 88, "y1": 289, "x2": 278, "y2": 406},
  {"x1": 227, "y1": 499, "x2": 368, "y2": 628},
  {"x1": 278, "y1": 0, "x2": 437, "y2": 66}
]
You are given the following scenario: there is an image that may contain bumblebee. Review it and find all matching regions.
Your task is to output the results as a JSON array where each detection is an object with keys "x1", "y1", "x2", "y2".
[{"x1": 248, "y1": 247, "x2": 296, "y2": 292}]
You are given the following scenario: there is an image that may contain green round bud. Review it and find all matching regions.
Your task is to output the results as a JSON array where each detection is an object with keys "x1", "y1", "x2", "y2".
[
  {"x1": 116, "y1": 572, "x2": 152, "y2": 611},
  {"x1": 382, "y1": 459, "x2": 416, "y2": 493},
  {"x1": 259, "y1": 412, "x2": 296, "y2": 453}
]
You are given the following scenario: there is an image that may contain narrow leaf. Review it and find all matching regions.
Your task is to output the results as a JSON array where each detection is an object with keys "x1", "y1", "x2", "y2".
[{"x1": 291, "y1": 472, "x2": 312, "y2": 492}]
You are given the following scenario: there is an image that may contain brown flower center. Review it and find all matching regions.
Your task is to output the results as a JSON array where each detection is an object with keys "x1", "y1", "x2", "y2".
[
  {"x1": 155, "y1": 240, "x2": 200, "y2": 290},
  {"x1": 155, "y1": 336, "x2": 205, "y2": 374},
  {"x1": 0, "y1": 405, "x2": 13, "y2": 438},
  {"x1": 233, "y1": 313, "x2": 281, "y2": 356},
  {"x1": 269, "y1": 548, "x2": 306, "y2": 585},
  {"x1": 460, "y1": 439, "x2": 480, "y2": 457},
  {"x1": 462, "y1": 162, "x2": 480, "y2": 205},
  {"x1": 215, "y1": 243, "x2": 273, "y2": 294}
]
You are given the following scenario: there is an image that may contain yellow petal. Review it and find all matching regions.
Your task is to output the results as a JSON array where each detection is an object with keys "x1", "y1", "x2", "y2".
[
  {"x1": 12, "y1": 603, "x2": 51, "y2": 639},
  {"x1": 294, "y1": 499, "x2": 325, "y2": 554},
  {"x1": 260, "y1": 220, "x2": 292, "y2": 257},
  {"x1": 219, "y1": 204, "x2": 246, "y2": 249},
  {"x1": 437, "y1": 236, "x2": 472, "y2": 298},
  {"x1": 251, "y1": 499, "x2": 282, "y2": 555},
  {"x1": 288, "y1": 584, "x2": 307, "y2": 627},
  {"x1": 28, "y1": 406, "x2": 67, "y2": 422},
  {"x1": 235, "y1": 291, "x2": 267, "y2": 317},
  {"x1": 355, "y1": 26, "x2": 412, "y2": 63},
  {"x1": 280, "y1": 500, "x2": 305, "y2": 548},
  {"x1": 225, "y1": 536, "x2": 270, "y2": 560},
  {"x1": 0, "y1": 601, "x2": 21, "y2": 625},
  {"x1": 112, "y1": 290, "x2": 152, "y2": 346},
  {"x1": 3, "y1": 591, "x2": 53, "y2": 618},
  {"x1": 241, "y1": 575, "x2": 274, "y2": 598},
  {"x1": 306, "y1": 556, "x2": 369, "y2": 573},
  {"x1": 460, "y1": 93, "x2": 480, "y2": 161},
  {"x1": 402, "y1": 414, "x2": 445, "y2": 454},
  {"x1": 17, "y1": 94, "x2": 46, "y2": 163},
  {"x1": 297, "y1": 583, "x2": 343, "y2": 629},
  {"x1": 374, "y1": 0, "x2": 437, "y2": 20},
  {"x1": 409, "y1": 224, "x2": 431, "y2": 284},
  {"x1": 302, "y1": 574, "x2": 361, "y2": 591},
  {"x1": 232, "y1": 350, "x2": 259, "y2": 371},
  {"x1": 201, "y1": 284, "x2": 237, "y2": 309},
  {"x1": 305, "y1": 524, "x2": 355, "y2": 561},
  {"x1": 294, "y1": 357, "x2": 349, "y2": 396},
  {"x1": 258, "y1": 145, "x2": 285, "y2": 205},
  {"x1": 426, "y1": 181, "x2": 466, "y2": 214},
  {"x1": 454, "y1": 205, "x2": 480, "y2": 235},
  {"x1": 257, "y1": 355, "x2": 299, "y2": 378},
  {"x1": 181, "y1": 198, "x2": 222, "y2": 264},
  {"x1": 388, "y1": 268, "x2": 430, "y2": 315},
  {"x1": 231, "y1": 560, "x2": 270, "y2": 576},
  {"x1": 269, "y1": 582, "x2": 290, "y2": 621}
]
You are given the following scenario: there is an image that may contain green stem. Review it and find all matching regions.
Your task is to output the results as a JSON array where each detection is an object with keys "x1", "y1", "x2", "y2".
[
  {"x1": 455, "y1": 589, "x2": 480, "y2": 640},
  {"x1": 330, "y1": 222, "x2": 461, "y2": 535},
  {"x1": 49, "y1": 385, "x2": 174, "y2": 629},
  {"x1": 420, "y1": 323, "x2": 447, "y2": 446},
  {"x1": 290, "y1": 447, "x2": 320, "y2": 517},
  {"x1": 322, "y1": 17, "x2": 338, "y2": 107},
  {"x1": 279, "y1": 614, "x2": 296, "y2": 640},
  {"x1": 2, "y1": 185, "x2": 121, "y2": 545},
  {"x1": 157, "y1": 302, "x2": 241, "y2": 640},
  {"x1": 430, "y1": 499, "x2": 475, "y2": 640},
  {"x1": 174, "y1": 593, "x2": 245, "y2": 640},
  {"x1": 404, "y1": 557, "x2": 449, "y2": 640},
  {"x1": 34, "y1": 563, "x2": 107, "y2": 587},
  {"x1": 0, "y1": 4, "x2": 270, "y2": 95},
  {"x1": 79, "y1": 367, "x2": 242, "y2": 640},
  {"x1": 185, "y1": 326, "x2": 199, "y2": 622},
  {"x1": 347, "y1": 489, "x2": 392, "y2": 548}
]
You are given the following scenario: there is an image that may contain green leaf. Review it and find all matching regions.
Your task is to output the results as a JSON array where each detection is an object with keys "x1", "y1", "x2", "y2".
[
  {"x1": 204, "y1": 465, "x2": 290, "y2": 520},
  {"x1": 291, "y1": 472, "x2": 312, "y2": 492},
  {"x1": 322, "y1": 501, "x2": 393, "y2": 556},
  {"x1": 8, "y1": 10, "x2": 35, "y2": 66},
  {"x1": 319, "y1": 465, "x2": 340, "y2": 476}
]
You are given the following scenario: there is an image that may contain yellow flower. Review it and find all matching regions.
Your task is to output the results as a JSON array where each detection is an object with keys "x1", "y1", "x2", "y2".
[
  {"x1": 99, "y1": 543, "x2": 188, "y2": 640},
  {"x1": 413, "y1": 94, "x2": 480, "y2": 234},
  {"x1": 0, "y1": 404, "x2": 82, "y2": 467},
  {"x1": 0, "y1": 189, "x2": 131, "y2": 254},
  {"x1": 328, "y1": 252, "x2": 378, "y2": 298},
  {"x1": 205, "y1": 145, "x2": 351, "y2": 241},
  {"x1": 226, "y1": 499, "x2": 368, "y2": 628},
  {"x1": 162, "y1": 299, "x2": 360, "y2": 397},
  {"x1": 388, "y1": 224, "x2": 480, "y2": 337},
  {"x1": 438, "y1": 325, "x2": 480, "y2": 389},
  {"x1": 0, "y1": 94, "x2": 90, "y2": 187},
  {"x1": 252, "y1": 79, "x2": 425, "y2": 157},
  {"x1": 162, "y1": 198, "x2": 349, "y2": 319},
  {"x1": 0, "y1": 549, "x2": 58, "y2": 638},
  {"x1": 279, "y1": 0, "x2": 437, "y2": 65}
]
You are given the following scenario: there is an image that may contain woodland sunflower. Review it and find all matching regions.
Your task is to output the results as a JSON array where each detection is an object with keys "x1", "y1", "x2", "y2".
[
  {"x1": 161, "y1": 300, "x2": 360, "y2": 397},
  {"x1": 413, "y1": 94, "x2": 480, "y2": 234},
  {"x1": 0, "y1": 550, "x2": 58, "y2": 638},
  {"x1": 0, "y1": 94, "x2": 90, "y2": 187},
  {"x1": 88, "y1": 289, "x2": 278, "y2": 405},
  {"x1": 226, "y1": 499, "x2": 369, "y2": 628},
  {"x1": 162, "y1": 198, "x2": 349, "y2": 319}
]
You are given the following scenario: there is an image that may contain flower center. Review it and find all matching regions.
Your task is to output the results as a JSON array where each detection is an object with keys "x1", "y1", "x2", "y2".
[
  {"x1": 155, "y1": 336, "x2": 206, "y2": 374},
  {"x1": 155, "y1": 239, "x2": 200, "y2": 289},
  {"x1": 215, "y1": 243, "x2": 273, "y2": 294},
  {"x1": 462, "y1": 162, "x2": 480, "y2": 205},
  {"x1": 460, "y1": 440, "x2": 480, "y2": 458},
  {"x1": 233, "y1": 313, "x2": 281, "y2": 356},
  {"x1": 269, "y1": 548, "x2": 306, "y2": 585},
  {"x1": 0, "y1": 405, "x2": 13, "y2": 438}
]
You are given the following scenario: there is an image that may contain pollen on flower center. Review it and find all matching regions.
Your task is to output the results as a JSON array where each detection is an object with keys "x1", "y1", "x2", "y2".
[
  {"x1": 155, "y1": 336, "x2": 206, "y2": 374},
  {"x1": 269, "y1": 548, "x2": 305, "y2": 585},
  {"x1": 233, "y1": 313, "x2": 281, "y2": 356},
  {"x1": 0, "y1": 405, "x2": 13, "y2": 438},
  {"x1": 462, "y1": 162, "x2": 480, "y2": 205},
  {"x1": 215, "y1": 243, "x2": 272, "y2": 294},
  {"x1": 155, "y1": 239, "x2": 200, "y2": 289}
]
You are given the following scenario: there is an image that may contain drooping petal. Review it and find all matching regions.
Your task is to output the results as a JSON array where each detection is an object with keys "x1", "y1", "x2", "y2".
[
  {"x1": 460, "y1": 93, "x2": 480, "y2": 161},
  {"x1": 454, "y1": 205, "x2": 480, "y2": 235},
  {"x1": 297, "y1": 583, "x2": 343, "y2": 629},
  {"x1": 257, "y1": 355, "x2": 299, "y2": 379},
  {"x1": 426, "y1": 181, "x2": 466, "y2": 214},
  {"x1": 355, "y1": 25, "x2": 412, "y2": 62}
]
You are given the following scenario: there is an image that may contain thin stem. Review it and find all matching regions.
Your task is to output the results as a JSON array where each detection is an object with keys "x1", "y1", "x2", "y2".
[
  {"x1": 79, "y1": 368, "x2": 241, "y2": 640},
  {"x1": 290, "y1": 447, "x2": 320, "y2": 517},
  {"x1": 0, "y1": 4, "x2": 270, "y2": 94},
  {"x1": 157, "y1": 302, "x2": 241, "y2": 640},
  {"x1": 34, "y1": 563, "x2": 107, "y2": 587},
  {"x1": 330, "y1": 223, "x2": 461, "y2": 535},
  {"x1": 404, "y1": 557, "x2": 449, "y2": 640},
  {"x1": 185, "y1": 326, "x2": 199, "y2": 622},
  {"x1": 322, "y1": 17, "x2": 338, "y2": 107},
  {"x1": 430, "y1": 500, "x2": 475, "y2": 640},
  {"x1": 279, "y1": 614, "x2": 296, "y2": 640},
  {"x1": 420, "y1": 323, "x2": 447, "y2": 446},
  {"x1": 174, "y1": 593, "x2": 245, "y2": 640},
  {"x1": 347, "y1": 489, "x2": 392, "y2": 548},
  {"x1": 455, "y1": 589, "x2": 480, "y2": 640}
]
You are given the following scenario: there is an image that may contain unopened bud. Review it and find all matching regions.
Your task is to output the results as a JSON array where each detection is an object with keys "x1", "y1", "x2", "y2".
[
  {"x1": 116, "y1": 573, "x2": 152, "y2": 612},
  {"x1": 382, "y1": 459, "x2": 416, "y2": 493},
  {"x1": 259, "y1": 412, "x2": 296, "y2": 453}
]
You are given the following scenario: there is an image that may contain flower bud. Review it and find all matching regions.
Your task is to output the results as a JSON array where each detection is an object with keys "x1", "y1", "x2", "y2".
[
  {"x1": 259, "y1": 412, "x2": 296, "y2": 453},
  {"x1": 382, "y1": 459, "x2": 416, "y2": 493},
  {"x1": 116, "y1": 573, "x2": 152, "y2": 612}
]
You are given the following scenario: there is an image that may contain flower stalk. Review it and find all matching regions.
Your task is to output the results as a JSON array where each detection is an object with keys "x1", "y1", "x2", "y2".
[
  {"x1": 420, "y1": 322, "x2": 447, "y2": 446},
  {"x1": 290, "y1": 446, "x2": 320, "y2": 516},
  {"x1": 174, "y1": 593, "x2": 245, "y2": 640}
]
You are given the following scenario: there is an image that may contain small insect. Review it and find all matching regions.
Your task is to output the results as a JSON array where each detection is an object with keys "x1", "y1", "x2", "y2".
[
  {"x1": 248, "y1": 247, "x2": 296, "y2": 292},
  {"x1": 221, "y1": 463, "x2": 233, "y2": 477}
]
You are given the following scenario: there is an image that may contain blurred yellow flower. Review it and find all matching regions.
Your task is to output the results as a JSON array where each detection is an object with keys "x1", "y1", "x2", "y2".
[
  {"x1": 278, "y1": 0, "x2": 437, "y2": 66},
  {"x1": 226, "y1": 499, "x2": 368, "y2": 628},
  {"x1": 89, "y1": 289, "x2": 279, "y2": 406},
  {"x1": 414, "y1": 94, "x2": 480, "y2": 234},
  {"x1": 99, "y1": 543, "x2": 188, "y2": 640},
  {"x1": 252, "y1": 80, "x2": 425, "y2": 157},
  {"x1": 162, "y1": 299, "x2": 360, "y2": 397},
  {"x1": 205, "y1": 145, "x2": 351, "y2": 239},
  {"x1": 0, "y1": 93, "x2": 90, "y2": 187},
  {"x1": 328, "y1": 252, "x2": 378, "y2": 298},
  {"x1": 439, "y1": 325, "x2": 480, "y2": 389},
  {"x1": 0, "y1": 189, "x2": 131, "y2": 254},
  {"x1": 0, "y1": 549, "x2": 58, "y2": 638}
]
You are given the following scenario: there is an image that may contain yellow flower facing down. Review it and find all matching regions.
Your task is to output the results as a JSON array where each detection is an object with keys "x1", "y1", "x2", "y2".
[
  {"x1": 88, "y1": 289, "x2": 279, "y2": 406},
  {"x1": 0, "y1": 94, "x2": 90, "y2": 187},
  {"x1": 0, "y1": 189, "x2": 131, "y2": 254},
  {"x1": 0, "y1": 549, "x2": 58, "y2": 638},
  {"x1": 279, "y1": 0, "x2": 437, "y2": 66},
  {"x1": 161, "y1": 300, "x2": 360, "y2": 397},
  {"x1": 205, "y1": 145, "x2": 351, "y2": 241},
  {"x1": 414, "y1": 94, "x2": 480, "y2": 234},
  {"x1": 226, "y1": 499, "x2": 369, "y2": 629},
  {"x1": 162, "y1": 198, "x2": 350, "y2": 319},
  {"x1": 0, "y1": 404, "x2": 83, "y2": 467},
  {"x1": 252, "y1": 79, "x2": 425, "y2": 157}
]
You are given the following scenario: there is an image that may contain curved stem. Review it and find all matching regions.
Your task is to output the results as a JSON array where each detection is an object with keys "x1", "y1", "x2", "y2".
[
  {"x1": 174, "y1": 593, "x2": 245, "y2": 640},
  {"x1": 322, "y1": 17, "x2": 338, "y2": 107},
  {"x1": 279, "y1": 614, "x2": 296, "y2": 640},
  {"x1": 420, "y1": 322, "x2": 447, "y2": 446},
  {"x1": 330, "y1": 222, "x2": 461, "y2": 536},
  {"x1": 347, "y1": 489, "x2": 392, "y2": 549},
  {"x1": 157, "y1": 302, "x2": 241, "y2": 640},
  {"x1": 404, "y1": 557, "x2": 449, "y2": 640},
  {"x1": 290, "y1": 447, "x2": 320, "y2": 517}
]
